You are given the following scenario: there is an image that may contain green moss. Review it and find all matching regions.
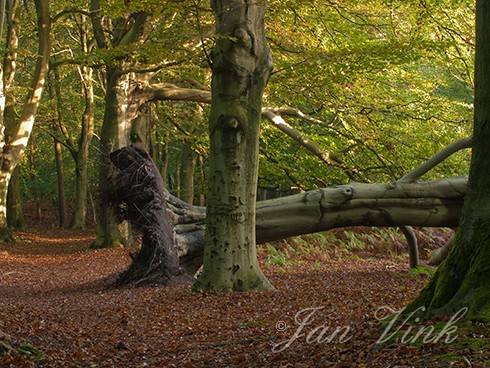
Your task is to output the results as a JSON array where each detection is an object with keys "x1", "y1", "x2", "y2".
[
  {"x1": 192, "y1": 266, "x2": 274, "y2": 292},
  {"x1": 406, "y1": 219, "x2": 490, "y2": 323},
  {"x1": 409, "y1": 265, "x2": 436, "y2": 278}
]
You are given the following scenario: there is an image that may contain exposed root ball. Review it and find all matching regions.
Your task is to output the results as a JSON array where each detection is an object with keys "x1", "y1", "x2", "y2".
[{"x1": 109, "y1": 144, "x2": 190, "y2": 285}]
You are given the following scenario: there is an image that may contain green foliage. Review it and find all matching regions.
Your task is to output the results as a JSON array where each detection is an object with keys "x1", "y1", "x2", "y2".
[
  {"x1": 410, "y1": 265, "x2": 437, "y2": 278},
  {"x1": 7, "y1": 0, "x2": 476, "y2": 218},
  {"x1": 343, "y1": 230, "x2": 366, "y2": 250},
  {"x1": 16, "y1": 343, "x2": 42, "y2": 360},
  {"x1": 265, "y1": 245, "x2": 291, "y2": 267}
]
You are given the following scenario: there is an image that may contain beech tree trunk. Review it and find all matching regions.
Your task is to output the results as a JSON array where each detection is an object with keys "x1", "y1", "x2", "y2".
[
  {"x1": 54, "y1": 140, "x2": 67, "y2": 228},
  {"x1": 0, "y1": 0, "x2": 50, "y2": 240},
  {"x1": 89, "y1": 5, "x2": 151, "y2": 247},
  {"x1": 174, "y1": 177, "x2": 465, "y2": 273},
  {"x1": 4, "y1": 0, "x2": 23, "y2": 231},
  {"x1": 157, "y1": 133, "x2": 168, "y2": 187},
  {"x1": 71, "y1": 19, "x2": 94, "y2": 230},
  {"x1": 93, "y1": 67, "x2": 132, "y2": 247},
  {"x1": 193, "y1": 0, "x2": 275, "y2": 291},
  {"x1": 406, "y1": 1, "x2": 490, "y2": 321},
  {"x1": 7, "y1": 166, "x2": 23, "y2": 229},
  {"x1": 179, "y1": 145, "x2": 195, "y2": 205}
]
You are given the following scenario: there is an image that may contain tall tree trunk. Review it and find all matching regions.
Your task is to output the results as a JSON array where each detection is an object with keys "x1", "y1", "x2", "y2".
[
  {"x1": 89, "y1": 3, "x2": 151, "y2": 247},
  {"x1": 71, "y1": 19, "x2": 94, "y2": 230},
  {"x1": 0, "y1": 0, "x2": 50, "y2": 241},
  {"x1": 198, "y1": 155, "x2": 206, "y2": 206},
  {"x1": 156, "y1": 131, "x2": 168, "y2": 187},
  {"x1": 4, "y1": 0, "x2": 23, "y2": 232},
  {"x1": 406, "y1": 1, "x2": 490, "y2": 321},
  {"x1": 179, "y1": 145, "x2": 195, "y2": 205},
  {"x1": 193, "y1": 0, "x2": 273, "y2": 291},
  {"x1": 93, "y1": 67, "x2": 132, "y2": 247},
  {"x1": 175, "y1": 166, "x2": 181, "y2": 198},
  {"x1": 54, "y1": 140, "x2": 66, "y2": 227},
  {"x1": 7, "y1": 166, "x2": 23, "y2": 229}
]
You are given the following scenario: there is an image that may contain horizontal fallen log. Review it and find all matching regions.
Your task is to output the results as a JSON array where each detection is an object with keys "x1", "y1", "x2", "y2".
[{"x1": 172, "y1": 177, "x2": 467, "y2": 272}]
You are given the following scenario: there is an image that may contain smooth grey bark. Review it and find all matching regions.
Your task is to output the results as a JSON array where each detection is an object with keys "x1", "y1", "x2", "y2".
[
  {"x1": 400, "y1": 226, "x2": 418, "y2": 269},
  {"x1": 399, "y1": 137, "x2": 472, "y2": 183},
  {"x1": 400, "y1": 136, "x2": 472, "y2": 266},
  {"x1": 93, "y1": 67, "x2": 132, "y2": 247},
  {"x1": 429, "y1": 234, "x2": 455, "y2": 266},
  {"x1": 170, "y1": 177, "x2": 466, "y2": 273},
  {"x1": 193, "y1": 0, "x2": 274, "y2": 291},
  {"x1": 394, "y1": 134, "x2": 472, "y2": 268}
]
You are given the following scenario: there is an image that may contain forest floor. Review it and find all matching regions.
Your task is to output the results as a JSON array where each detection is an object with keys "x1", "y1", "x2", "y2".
[{"x1": 0, "y1": 227, "x2": 489, "y2": 368}]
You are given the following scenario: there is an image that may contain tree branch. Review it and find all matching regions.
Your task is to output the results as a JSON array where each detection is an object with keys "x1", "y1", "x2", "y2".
[
  {"x1": 52, "y1": 8, "x2": 92, "y2": 23},
  {"x1": 399, "y1": 136, "x2": 472, "y2": 183}
]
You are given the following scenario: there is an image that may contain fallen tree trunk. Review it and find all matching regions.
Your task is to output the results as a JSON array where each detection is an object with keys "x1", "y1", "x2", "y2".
[
  {"x1": 109, "y1": 146, "x2": 467, "y2": 280},
  {"x1": 172, "y1": 177, "x2": 466, "y2": 272}
]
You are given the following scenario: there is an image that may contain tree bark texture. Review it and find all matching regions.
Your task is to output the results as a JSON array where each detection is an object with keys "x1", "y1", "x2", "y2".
[
  {"x1": 406, "y1": 1, "x2": 490, "y2": 321},
  {"x1": 193, "y1": 0, "x2": 274, "y2": 291}
]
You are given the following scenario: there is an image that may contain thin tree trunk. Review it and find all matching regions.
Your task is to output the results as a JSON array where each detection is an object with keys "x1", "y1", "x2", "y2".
[
  {"x1": 54, "y1": 140, "x2": 66, "y2": 227},
  {"x1": 71, "y1": 18, "x2": 94, "y2": 229},
  {"x1": 193, "y1": 0, "x2": 273, "y2": 291},
  {"x1": 158, "y1": 136, "x2": 168, "y2": 187},
  {"x1": 3, "y1": 0, "x2": 23, "y2": 233},
  {"x1": 89, "y1": 191, "x2": 96, "y2": 225},
  {"x1": 175, "y1": 166, "x2": 181, "y2": 198},
  {"x1": 179, "y1": 145, "x2": 195, "y2": 205},
  {"x1": 7, "y1": 166, "x2": 24, "y2": 229},
  {"x1": 199, "y1": 155, "x2": 205, "y2": 206}
]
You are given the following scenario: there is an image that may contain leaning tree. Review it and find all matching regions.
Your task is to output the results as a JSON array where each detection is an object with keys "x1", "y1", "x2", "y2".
[{"x1": 0, "y1": 0, "x2": 50, "y2": 241}]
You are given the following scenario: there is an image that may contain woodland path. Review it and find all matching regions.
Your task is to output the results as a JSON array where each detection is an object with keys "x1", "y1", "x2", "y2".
[{"x1": 0, "y1": 229, "x2": 486, "y2": 367}]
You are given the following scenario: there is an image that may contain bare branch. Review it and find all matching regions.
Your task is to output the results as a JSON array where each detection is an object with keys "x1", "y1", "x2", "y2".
[
  {"x1": 52, "y1": 8, "x2": 92, "y2": 23},
  {"x1": 399, "y1": 136, "x2": 472, "y2": 183}
]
